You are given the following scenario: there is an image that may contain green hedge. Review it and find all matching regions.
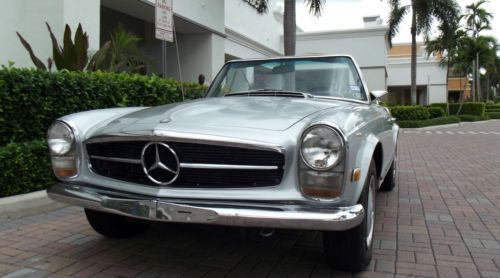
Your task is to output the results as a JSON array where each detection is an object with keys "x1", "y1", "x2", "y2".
[
  {"x1": 428, "y1": 107, "x2": 445, "y2": 118},
  {"x1": 397, "y1": 116, "x2": 460, "y2": 128},
  {"x1": 431, "y1": 102, "x2": 486, "y2": 117},
  {"x1": 486, "y1": 109, "x2": 500, "y2": 113},
  {"x1": 458, "y1": 114, "x2": 489, "y2": 122},
  {"x1": 449, "y1": 103, "x2": 485, "y2": 117},
  {"x1": 0, "y1": 140, "x2": 55, "y2": 197},
  {"x1": 486, "y1": 104, "x2": 500, "y2": 110},
  {"x1": 390, "y1": 105, "x2": 430, "y2": 121},
  {"x1": 429, "y1": 103, "x2": 448, "y2": 115},
  {"x1": 0, "y1": 68, "x2": 205, "y2": 145},
  {"x1": 486, "y1": 112, "x2": 500, "y2": 119}
]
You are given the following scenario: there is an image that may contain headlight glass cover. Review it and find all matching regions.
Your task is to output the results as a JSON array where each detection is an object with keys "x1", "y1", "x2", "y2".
[
  {"x1": 300, "y1": 125, "x2": 344, "y2": 171},
  {"x1": 48, "y1": 122, "x2": 75, "y2": 156}
]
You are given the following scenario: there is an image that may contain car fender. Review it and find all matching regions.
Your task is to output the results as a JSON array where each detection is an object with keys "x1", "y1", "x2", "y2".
[{"x1": 348, "y1": 133, "x2": 381, "y2": 204}]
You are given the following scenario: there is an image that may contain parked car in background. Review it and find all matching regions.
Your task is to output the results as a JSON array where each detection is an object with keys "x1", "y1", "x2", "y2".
[{"x1": 47, "y1": 55, "x2": 398, "y2": 271}]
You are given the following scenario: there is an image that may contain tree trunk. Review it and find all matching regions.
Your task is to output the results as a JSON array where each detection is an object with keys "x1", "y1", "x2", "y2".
[
  {"x1": 471, "y1": 60, "x2": 476, "y2": 101},
  {"x1": 456, "y1": 73, "x2": 466, "y2": 115},
  {"x1": 476, "y1": 52, "x2": 481, "y2": 102},
  {"x1": 410, "y1": 2, "x2": 417, "y2": 105},
  {"x1": 283, "y1": 0, "x2": 296, "y2": 56},
  {"x1": 446, "y1": 59, "x2": 450, "y2": 115}
]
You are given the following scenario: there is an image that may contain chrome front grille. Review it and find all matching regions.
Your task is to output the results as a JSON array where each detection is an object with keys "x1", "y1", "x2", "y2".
[{"x1": 86, "y1": 140, "x2": 285, "y2": 188}]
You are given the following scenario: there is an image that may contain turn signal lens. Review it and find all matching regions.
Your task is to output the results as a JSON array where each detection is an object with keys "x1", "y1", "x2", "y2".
[
  {"x1": 51, "y1": 156, "x2": 78, "y2": 178},
  {"x1": 352, "y1": 168, "x2": 361, "y2": 182}
]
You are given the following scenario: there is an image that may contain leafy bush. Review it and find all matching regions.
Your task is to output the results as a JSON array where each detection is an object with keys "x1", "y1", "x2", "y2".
[
  {"x1": 428, "y1": 107, "x2": 445, "y2": 118},
  {"x1": 0, "y1": 140, "x2": 55, "y2": 197},
  {"x1": 390, "y1": 105, "x2": 430, "y2": 121},
  {"x1": 486, "y1": 105, "x2": 500, "y2": 110},
  {"x1": 449, "y1": 102, "x2": 485, "y2": 117},
  {"x1": 458, "y1": 114, "x2": 489, "y2": 122},
  {"x1": 485, "y1": 109, "x2": 500, "y2": 113},
  {"x1": 486, "y1": 100, "x2": 495, "y2": 105},
  {"x1": 396, "y1": 116, "x2": 460, "y2": 128},
  {"x1": 429, "y1": 103, "x2": 448, "y2": 115},
  {"x1": 0, "y1": 68, "x2": 205, "y2": 145},
  {"x1": 486, "y1": 112, "x2": 500, "y2": 119}
]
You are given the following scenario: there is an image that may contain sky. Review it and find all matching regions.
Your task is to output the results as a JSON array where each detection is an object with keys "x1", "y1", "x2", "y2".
[{"x1": 289, "y1": 0, "x2": 500, "y2": 43}]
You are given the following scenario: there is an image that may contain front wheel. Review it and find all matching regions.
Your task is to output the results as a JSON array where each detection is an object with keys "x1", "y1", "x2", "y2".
[
  {"x1": 323, "y1": 160, "x2": 376, "y2": 272},
  {"x1": 85, "y1": 209, "x2": 149, "y2": 238}
]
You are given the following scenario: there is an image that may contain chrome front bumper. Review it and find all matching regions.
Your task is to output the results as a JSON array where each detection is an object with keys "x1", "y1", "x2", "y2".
[{"x1": 47, "y1": 183, "x2": 364, "y2": 231}]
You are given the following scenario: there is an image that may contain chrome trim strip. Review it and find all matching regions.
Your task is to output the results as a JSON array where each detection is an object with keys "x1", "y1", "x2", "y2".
[
  {"x1": 89, "y1": 156, "x2": 279, "y2": 170},
  {"x1": 48, "y1": 183, "x2": 365, "y2": 231},
  {"x1": 85, "y1": 132, "x2": 285, "y2": 155},
  {"x1": 180, "y1": 163, "x2": 278, "y2": 170},
  {"x1": 90, "y1": 155, "x2": 142, "y2": 164}
]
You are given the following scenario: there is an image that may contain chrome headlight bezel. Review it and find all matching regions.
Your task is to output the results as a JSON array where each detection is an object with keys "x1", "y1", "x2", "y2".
[
  {"x1": 47, "y1": 121, "x2": 75, "y2": 156},
  {"x1": 47, "y1": 120, "x2": 79, "y2": 179},
  {"x1": 300, "y1": 124, "x2": 345, "y2": 171}
]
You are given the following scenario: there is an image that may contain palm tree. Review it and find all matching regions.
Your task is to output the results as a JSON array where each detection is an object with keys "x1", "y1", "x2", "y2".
[
  {"x1": 258, "y1": 0, "x2": 324, "y2": 55},
  {"x1": 426, "y1": 22, "x2": 466, "y2": 114},
  {"x1": 463, "y1": 0, "x2": 493, "y2": 101},
  {"x1": 388, "y1": 0, "x2": 460, "y2": 105}
]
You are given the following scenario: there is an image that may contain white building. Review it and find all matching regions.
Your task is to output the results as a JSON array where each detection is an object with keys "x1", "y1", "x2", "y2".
[
  {"x1": 1, "y1": 0, "x2": 284, "y2": 82},
  {"x1": 0, "y1": 0, "x2": 447, "y2": 104}
]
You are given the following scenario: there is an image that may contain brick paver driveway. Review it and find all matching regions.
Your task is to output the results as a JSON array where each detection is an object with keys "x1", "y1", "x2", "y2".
[{"x1": 1, "y1": 120, "x2": 500, "y2": 278}]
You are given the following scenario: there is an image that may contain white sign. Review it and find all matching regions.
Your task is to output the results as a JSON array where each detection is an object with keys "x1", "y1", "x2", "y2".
[{"x1": 155, "y1": 0, "x2": 173, "y2": 42}]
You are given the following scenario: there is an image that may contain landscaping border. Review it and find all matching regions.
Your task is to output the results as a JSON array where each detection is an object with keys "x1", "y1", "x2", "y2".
[{"x1": 0, "y1": 190, "x2": 66, "y2": 218}]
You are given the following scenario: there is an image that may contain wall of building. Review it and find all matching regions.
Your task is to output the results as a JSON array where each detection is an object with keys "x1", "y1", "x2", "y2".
[
  {"x1": 224, "y1": 0, "x2": 283, "y2": 57},
  {"x1": 143, "y1": 0, "x2": 224, "y2": 34},
  {"x1": 0, "y1": 0, "x2": 100, "y2": 68},
  {"x1": 387, "y1": 59, "x2": 447, "y2": 86}
]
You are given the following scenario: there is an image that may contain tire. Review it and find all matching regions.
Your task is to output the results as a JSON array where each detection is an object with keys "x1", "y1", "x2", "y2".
[
  {"x1": 323, "y1": 160, "x2": 376, "y2": 272},
  {"x1": 380, "y1": 147, "x2": 397, "y2": 191},
  {"x1": 84, "y1": 209, "x2": 149, "y2": 238}
]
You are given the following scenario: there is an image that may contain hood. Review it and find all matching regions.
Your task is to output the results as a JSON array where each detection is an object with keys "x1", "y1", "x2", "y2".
[{"x1": 91, "y1": 97, "x2": 351, "y2": 136}]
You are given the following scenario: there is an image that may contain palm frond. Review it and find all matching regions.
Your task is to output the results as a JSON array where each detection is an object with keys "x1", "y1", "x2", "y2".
[
  {"x1": 388, "y1": 0, "x2": 409, "y2": 47},
  {"x1": 305, "y1": 0, "x2": 325, "y2": 17}
]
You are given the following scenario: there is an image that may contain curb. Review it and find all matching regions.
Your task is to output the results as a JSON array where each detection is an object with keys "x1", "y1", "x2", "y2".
[
  {"x1": 402, "y1": 119, "x2": 493, "y2": 131},
  {"x1": 0, "y1": 190, "x2": 68, "y2": 219}
]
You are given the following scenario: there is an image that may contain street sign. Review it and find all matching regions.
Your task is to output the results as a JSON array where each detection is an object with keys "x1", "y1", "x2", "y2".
[{"x1": 155, "y1": 0, "x2": 173, "y2": 42}]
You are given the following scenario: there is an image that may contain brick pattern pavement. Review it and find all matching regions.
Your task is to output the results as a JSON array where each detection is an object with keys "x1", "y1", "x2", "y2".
[{"x1": 1, "y1": 120, "x2": 499, "y2": 277}]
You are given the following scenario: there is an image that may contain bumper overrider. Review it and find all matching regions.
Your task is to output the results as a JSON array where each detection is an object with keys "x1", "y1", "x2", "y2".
[{"x1": 47, "y1": 183, "x2": 364, "y2": 231}]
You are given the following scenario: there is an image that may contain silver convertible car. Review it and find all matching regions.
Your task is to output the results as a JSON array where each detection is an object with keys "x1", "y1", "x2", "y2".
[{"x1": 47, "y1": 55, "x2": 398, "y2": 271}]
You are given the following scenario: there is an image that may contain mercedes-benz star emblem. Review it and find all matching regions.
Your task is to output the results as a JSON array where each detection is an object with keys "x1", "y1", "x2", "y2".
[{"x1": 141, "y1": 142, "x2": 180, "y2": 185}]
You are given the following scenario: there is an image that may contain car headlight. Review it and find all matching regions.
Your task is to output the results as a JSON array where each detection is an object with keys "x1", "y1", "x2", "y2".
[
  {"x1": 47, "y1": 121, "x2": 78, "y2": 178},
  {"x1": 300, "y1": 125, "x2": 344, "y2": 171},
  {"x1": 48, "y1": 122, "x2": 74, "y2": 155}
]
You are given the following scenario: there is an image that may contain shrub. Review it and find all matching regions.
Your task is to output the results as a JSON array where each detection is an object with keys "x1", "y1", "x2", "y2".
[
  {"x1": 390, "y1": 105, "x2": 430, "y2": 121},
  {"x1": 486, "y1": 112, "x2": 500, "y2": 119},
  {"x1": 0, "y1": 140, "x2": 55, "y2": 197},
  {"x1": 0, "y1": 68, "x2": 205, "y2": 145},
  {"x1": 428, "y1": 107, "x2": 445, "y2": 118},
  {"x1": 429, "y1": 103, "x2": 448, "y2": 115},
  {"x1": 486, "y1": 100, "x2": 495, "y2": 105},
  {"x1": 486, "y1": 105, "x2": 500, "y2": 110},
  {"x1": 449, "y1": 102, "x2": 485, "y2": 117},
  {"x1": 396, "y1": 116, "x2": 460, "y2": 128}
]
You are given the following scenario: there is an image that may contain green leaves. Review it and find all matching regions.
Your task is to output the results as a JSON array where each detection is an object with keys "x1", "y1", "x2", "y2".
[
  {"x1": 0, "y1": 68, "x2": 206, "y2": 145},
  {"x1": 15, "y1": 32, "x2": 47, "y2": 71},
  {"x1": 0, "y1": 140, "x2": 55, "y2": 197}
]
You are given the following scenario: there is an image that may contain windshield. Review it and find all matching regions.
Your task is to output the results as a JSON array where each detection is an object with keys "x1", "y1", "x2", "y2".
[{"x1": 206, "y1": 56, "x2": 367, "y2": 101}]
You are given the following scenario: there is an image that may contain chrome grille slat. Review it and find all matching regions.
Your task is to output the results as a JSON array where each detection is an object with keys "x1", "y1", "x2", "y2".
[{"x1": 86, "y1": 140, "x2": 284, "y2": 188}]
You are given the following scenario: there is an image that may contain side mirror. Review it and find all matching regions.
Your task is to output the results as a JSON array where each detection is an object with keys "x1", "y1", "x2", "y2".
[{"x1": 370, "y1": 90, "x2": 387, "y2": 103}]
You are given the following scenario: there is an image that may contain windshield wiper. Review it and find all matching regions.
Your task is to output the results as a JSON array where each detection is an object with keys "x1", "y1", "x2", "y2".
[{"x1": 224, "y1": 89, "x2": 314, "y2": 99}]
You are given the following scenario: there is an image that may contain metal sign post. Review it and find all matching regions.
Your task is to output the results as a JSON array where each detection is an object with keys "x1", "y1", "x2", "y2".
[{"x1": 155, "y1": 0, "x2": 173, "y2": 78}]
